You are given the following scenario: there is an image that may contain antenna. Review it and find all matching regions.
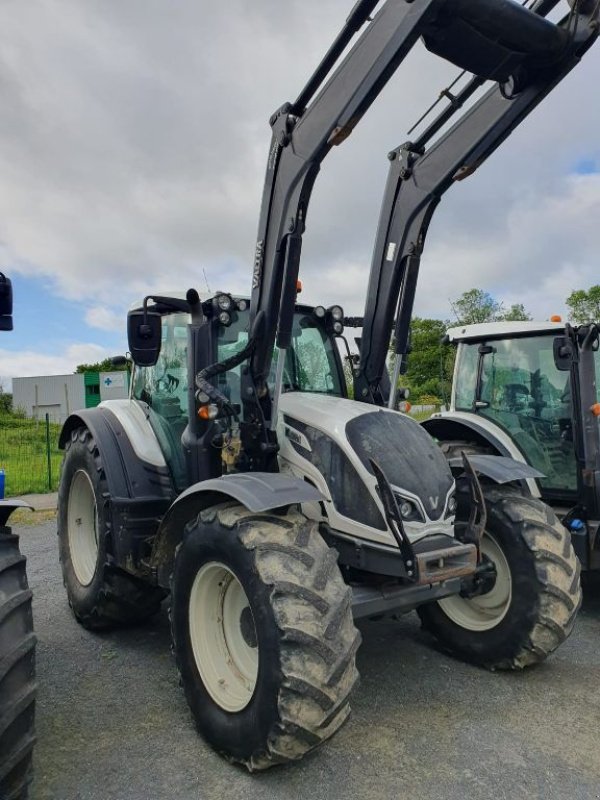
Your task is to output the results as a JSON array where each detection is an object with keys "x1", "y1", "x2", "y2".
[{"x1": 203, "y1": 268, "x2": 211, "y2": 294}]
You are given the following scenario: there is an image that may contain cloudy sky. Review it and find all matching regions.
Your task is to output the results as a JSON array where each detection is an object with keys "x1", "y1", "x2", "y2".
[{"x1": 0, "y1": 0, "x2": 599, "y2": 383}]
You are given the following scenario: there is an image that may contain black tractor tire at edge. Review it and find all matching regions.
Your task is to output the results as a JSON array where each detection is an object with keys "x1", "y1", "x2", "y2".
[
  {"x1": 171, "y1": 502, "x2": 360, "y2": 770},
  {"x1": 418, "y1": 485, "x2": 582, "y2": 669},
  {"x1": 57, "y1": 427, "x2": 165, "y2": 630},
  {"x1": 0, "y1": 532, "x2": 36, "y2": 800}
]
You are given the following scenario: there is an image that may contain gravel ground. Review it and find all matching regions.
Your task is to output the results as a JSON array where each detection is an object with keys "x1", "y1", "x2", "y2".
[{"x1": 17, "y1": 521, "x2": 600, "y2": 800}]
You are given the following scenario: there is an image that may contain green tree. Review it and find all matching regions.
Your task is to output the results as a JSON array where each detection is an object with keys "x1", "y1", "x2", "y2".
[
  {"x1": 75, "y1": 358, "x2": 127, "y2": 374},
  {"x1": 400, "y1": 317, "x2": 454, "y2": 404},
  {"x1": 566, "y1": 286, "x2": 600, "y2": 324},
  {"x1": 502, "y1": 303, "x2": 532, "y2": 322},
  {"x1": 451, "y1": 289, "x2": 502, "y2": 324},
  {"x1": 451, "y1": 289, "x2": 532, "y2": 324},
  {"x1": 0, "y1": 387, "x2": 12, "y2": 414}
]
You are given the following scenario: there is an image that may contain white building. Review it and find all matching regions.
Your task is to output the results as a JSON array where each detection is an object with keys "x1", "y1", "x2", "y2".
[{"x1": 12, "y1": 371, "x2": 129, "y2": 424}]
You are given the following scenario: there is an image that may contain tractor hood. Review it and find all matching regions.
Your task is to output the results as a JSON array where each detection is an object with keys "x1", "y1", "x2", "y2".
[{"x1": 277, "y1": 393, "x2": 455, "y2": 546}]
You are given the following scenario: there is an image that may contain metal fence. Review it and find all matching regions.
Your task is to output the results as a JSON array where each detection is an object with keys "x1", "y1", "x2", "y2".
[{"x1": 0, "y1": 413, "x2": 62, "y2": 497}]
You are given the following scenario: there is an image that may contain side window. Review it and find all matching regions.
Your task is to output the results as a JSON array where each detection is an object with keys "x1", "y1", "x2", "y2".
[
  {"x1": 132, "y1": 312, "x2": 189, "y2": 488},
  {"x1": 132, "y1": 313, "x2": 189, "y2": 414},
  {"x1": 454, "y1": 344, "x2": 478, "y2": 411}
]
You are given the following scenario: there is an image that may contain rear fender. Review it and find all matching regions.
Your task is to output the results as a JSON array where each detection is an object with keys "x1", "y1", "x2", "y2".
[
  {"x1": 150, "y1": 473, "x2": 323, "y2": 587},
  {"x1": 59, "y1": 406, "x2": 173, "y2": 572}
]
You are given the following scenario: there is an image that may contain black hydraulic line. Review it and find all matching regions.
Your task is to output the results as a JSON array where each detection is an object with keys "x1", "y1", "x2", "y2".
[
  {"x1": 369, "y1": 458, "x2": 417, "y2": 575},
  {"x1": 293, "y1": 0, "x2": 381, "y2": 114},
  {"x1": 412, "y1": 75, "x2": 485, "y2": 163}
]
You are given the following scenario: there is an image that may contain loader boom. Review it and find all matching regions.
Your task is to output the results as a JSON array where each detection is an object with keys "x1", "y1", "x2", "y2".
[
  {"x1": 243, "y1": 0, "x2": 595, "y2": 468},
  {"x1": 353, "y1": 1, "x2": 599, "y2": 405}
]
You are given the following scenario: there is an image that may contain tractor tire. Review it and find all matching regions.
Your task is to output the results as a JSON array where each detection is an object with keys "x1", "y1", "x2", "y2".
[
  {"x1": 170, "y1": 502, "x2": 360, "y2": 771},
  {"x1": 417, "y1": 486, "x2": 581, "y2": 669},
  {"x1": 0, "y1": 533, "x2": 36, "y2": 800},
  {"x1": 57, "y1": 427, "x2": 165, "y2": 630}
]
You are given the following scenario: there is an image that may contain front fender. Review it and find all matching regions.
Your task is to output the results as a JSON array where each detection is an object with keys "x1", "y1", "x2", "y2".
[
  {"x1": 455, "y1": 454, "x2": 544, "y2": 484},
  {"x1": 423, "y1": 413, "x2": 541, "y2": 497},
  {"x1": 150, "y1": 473, "x2": 324, "y2": 587}
]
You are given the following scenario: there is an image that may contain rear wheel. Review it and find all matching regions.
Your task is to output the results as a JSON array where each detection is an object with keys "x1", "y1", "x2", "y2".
[
  {"x1": 57, "y1": 427, "x2": 165, "y2": 630},
  {"x1": 0, "y1": 533, "x2": 36, "y2": 800},
  {"x1": 417, "y1": 487, "x2": 581, "y2": 669},
  {"x1": 171, "y1": 503, "x2": 360, "y2": 770}
]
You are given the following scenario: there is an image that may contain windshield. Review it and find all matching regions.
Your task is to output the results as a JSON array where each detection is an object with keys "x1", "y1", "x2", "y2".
[
  {"x1": 457, "y1": 335, "x2": 577, "y2": 494},
  {"x1": 217, "y1": 308, "x2": 344, "y2": 408}
]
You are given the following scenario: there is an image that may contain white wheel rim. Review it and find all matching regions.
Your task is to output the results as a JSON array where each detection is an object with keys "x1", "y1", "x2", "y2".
[
  {"x1": 67, "y1": 470, "x2": 99, "y2": 586},
  {"x1": 437, "y1": 533, "x2": 512, "y2": 631},
  {"x1": 189, "y1": 562, "x2": 259, "y2": 713}
]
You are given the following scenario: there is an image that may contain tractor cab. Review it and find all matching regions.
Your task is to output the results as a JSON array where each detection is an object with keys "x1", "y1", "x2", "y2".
[
  {"x1": 128, "y1": 294, "x2": 347, "y2": 489},
  {"x1": 428, "y1": 318, "x2": 600, "y2": 569},
  {"x1": 447, "y1": 320, "x2": 578, "y2": 498}
]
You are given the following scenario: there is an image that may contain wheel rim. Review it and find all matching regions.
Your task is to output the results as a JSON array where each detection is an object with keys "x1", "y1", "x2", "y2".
[
  {"x1": 189, "y1": 562, "x2": 259, "y2": 713},
  {"x1": 437, "y1": 533, "x2": 512, "y2": 631},
  {"x1": 67, "y1": 470, "x2": 99, "y2": 586}
]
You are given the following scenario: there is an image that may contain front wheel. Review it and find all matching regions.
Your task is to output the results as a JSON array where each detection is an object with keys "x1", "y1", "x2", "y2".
[
  {"x1": 417, "y1": 487, "x2": 581, "y2": 669},
  {"x1": 170, "y1": 503, "x2": 360, "y2": 770}
]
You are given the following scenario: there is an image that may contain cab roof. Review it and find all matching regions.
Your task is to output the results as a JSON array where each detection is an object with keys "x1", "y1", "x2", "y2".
[{"x1": 446, "y1": 320, "x2": 565, "y2": 343}]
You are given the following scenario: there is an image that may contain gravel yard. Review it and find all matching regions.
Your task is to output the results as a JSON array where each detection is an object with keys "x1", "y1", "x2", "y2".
[{"x1": 19, "y1": 520, "x2": 600, "y2": 800}]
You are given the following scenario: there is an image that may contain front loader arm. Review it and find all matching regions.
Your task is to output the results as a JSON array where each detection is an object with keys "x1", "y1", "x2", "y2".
[
  {"x1": 354, "y1": 0, "x2": 599, "y2": 405},
  {"x1": 241, "y1": 0, "x2": 586, "y2": 469},
  {"x1": 248, "y1": 0, "x2": 446, "y2": 389}
]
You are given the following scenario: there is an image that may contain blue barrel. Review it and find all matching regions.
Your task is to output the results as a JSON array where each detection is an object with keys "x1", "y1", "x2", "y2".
[{"x1": 0, "y1": 469, "x2": 4, "y2": 499}]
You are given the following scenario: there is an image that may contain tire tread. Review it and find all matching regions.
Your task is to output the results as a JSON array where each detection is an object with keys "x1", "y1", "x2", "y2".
[
  {"x1": 173, "y1": 504, "x2": 359, "y2": 771},
  {"x1": 0, "y1": 534, "x2": 36, "y2": 800}
]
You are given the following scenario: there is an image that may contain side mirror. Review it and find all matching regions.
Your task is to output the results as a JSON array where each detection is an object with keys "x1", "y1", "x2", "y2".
[
  {"x1": 127, "y1": 311, "x2": 162, "y2": 367},
  {"x1": 0, "y1": 274, "x2": 13, "y2": 332},
  {"x1": 553, "y1": 336, "x2": 574, "y2": 371}
]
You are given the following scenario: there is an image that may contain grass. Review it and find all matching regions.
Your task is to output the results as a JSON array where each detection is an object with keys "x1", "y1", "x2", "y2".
[
  {"x1": 10, "y1": 508, "x2": 57, "y2": 526},
  {"x1": 409, "y1": 409, "x2": 435, "y2": 423},
  {"x1": 0, "y1": 414, "x2": 62, "y2": 497}
]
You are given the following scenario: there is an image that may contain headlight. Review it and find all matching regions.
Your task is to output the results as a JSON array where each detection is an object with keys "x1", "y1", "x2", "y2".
[
  {"x1": 445, "y1": 494, "x2": 457, "y2": 519},
  {"x1": 332, "y1": 321, "x2": 344, "y2": 335},
  {"x1": 236, "y1": 299, "x2": 248, "y2": 311},
  {"x1": 313, "y1": 305, "x2": 326, "y2": 319},
  {"x1": 394, "y1": 493, "x2": 424, "y2": 522},
  {"x1": 215, "y1": 293, "x2": 233, "y2": 312},
  {"x1": 218, "y1": 311, "x2": 232, "y2": 326},
  {"x1": 329, "y1": 305, "x2": 344, "y2": 322},
  {"x1": 399, "y1": 500, "x2": 413, "y2": 518}
]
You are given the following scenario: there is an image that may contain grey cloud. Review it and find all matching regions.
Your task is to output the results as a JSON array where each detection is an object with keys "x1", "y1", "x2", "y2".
[{"x1": 0, "y1": 0, "x2": 598, "y2": 324}]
